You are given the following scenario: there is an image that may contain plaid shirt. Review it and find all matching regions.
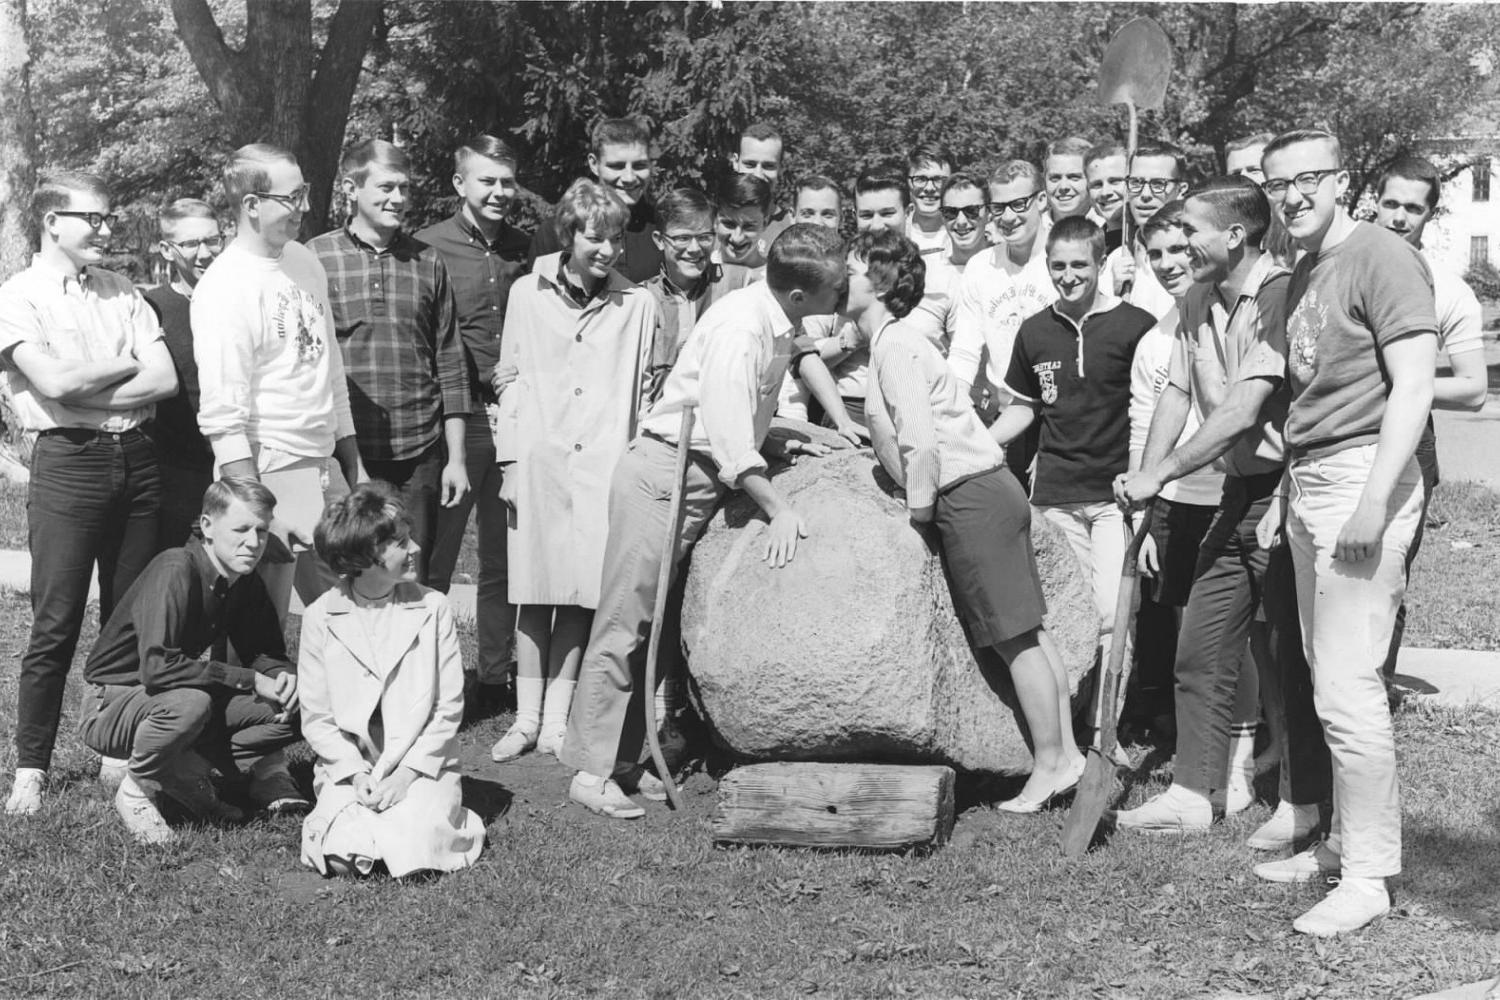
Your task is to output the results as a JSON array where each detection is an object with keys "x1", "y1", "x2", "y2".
[{"x1": 307, "y1": 227, "x2": 469, "y2": 462}]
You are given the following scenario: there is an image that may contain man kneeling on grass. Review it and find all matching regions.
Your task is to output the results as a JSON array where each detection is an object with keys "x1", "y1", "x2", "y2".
[
  {"x1": 857, "y1": 228, "x2": 1085, "y2": 813},
  {"x1": 80, "y1": 478, "x2": 307, "y2": 845}
]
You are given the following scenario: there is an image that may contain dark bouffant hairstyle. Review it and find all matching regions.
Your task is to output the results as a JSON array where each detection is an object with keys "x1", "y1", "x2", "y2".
[
  {"x1": 314, "y1": 481, "x2": 412, "y2": 580},
  {"x1": 850, "y1": 228, "x2": 926, "y2": 320}
]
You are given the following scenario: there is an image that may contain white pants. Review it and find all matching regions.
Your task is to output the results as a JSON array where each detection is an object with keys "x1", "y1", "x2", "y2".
[
  {"x1": 1040, "y1": 500, "x2": 1133, "y2": 723},
  {"x1": 1287, "y1": 443, "x2": 1423, "y2": 879}
]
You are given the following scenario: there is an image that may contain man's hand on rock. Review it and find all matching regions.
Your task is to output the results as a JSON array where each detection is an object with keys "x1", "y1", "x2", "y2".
[{"x1": 763, "y1": 510, "x2": 808, "y2": 568}]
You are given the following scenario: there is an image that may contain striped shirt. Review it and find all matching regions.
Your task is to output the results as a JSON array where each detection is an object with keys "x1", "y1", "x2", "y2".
[
  {"x1": 0, "y1": 257, "x2": 163, "y2": 432},
  {"x1": 306, "y1": 227, "x2": 469, "y2": 462},
  {"x1": 867, "y1": 317, "x2": 1005, "y2": 511}
]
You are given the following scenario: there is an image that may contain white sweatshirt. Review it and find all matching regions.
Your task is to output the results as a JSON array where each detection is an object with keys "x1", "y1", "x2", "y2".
[{"x1": 192, "y1": 241, "x2": 355, "y2": 464}]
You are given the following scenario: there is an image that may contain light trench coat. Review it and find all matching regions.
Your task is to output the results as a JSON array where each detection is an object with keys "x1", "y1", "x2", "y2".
[
  {"x1": 297, "y1": 582, "x2": 484, "y2": 877},
  {"x1": 494, "y1": 253, "x2": 659, "y2": 608}
]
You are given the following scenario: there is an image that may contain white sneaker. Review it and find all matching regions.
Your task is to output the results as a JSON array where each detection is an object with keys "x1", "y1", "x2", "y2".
[
  {"x1": 568, "y1": 772, "x2": 645, "y2": 819},
  {"x1": 1292, "y1": 879, "x2": 1390, "y2": 937},
  {"x1": 1253, "y1": 841, "x2": 1341, "y2": 883},
  {"x1": 620, "y1": 768, "x2": 674, "y2": 803},
  {"x1": 98, "y1": 756, "x2": 129, "y2": 793},
  {"x1": 1246, "y1": 801, "x2": 1320, "y2": 851},
  {"x1": 536, "y1": 724, "x2": 567, "y2": 757},
  {"x1": 1115, "y1": 785, "x2": 1213, "y2": 834},
  {"x1": 4, "y1": 768, "x2": 44, "y2": 816},
  {"x1": 115, "y1": 775, "x2": 174, "y2": 845},
  {"x1": 490, "y1": 725, "x2": 538, "y2": 763}
]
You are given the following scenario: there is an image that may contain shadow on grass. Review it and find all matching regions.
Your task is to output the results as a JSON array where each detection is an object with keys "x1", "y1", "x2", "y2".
[
  {"x1": 461, "y1": 774, "x2": 513, "y2": 825},
  {"x1": 1404, "y1": 802, "x2": 1500, "y2": 930}
]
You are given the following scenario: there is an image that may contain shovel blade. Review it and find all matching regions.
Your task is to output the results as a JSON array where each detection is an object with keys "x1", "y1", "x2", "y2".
[
  {"x1": 1098, "y1": 16, "x2": 1173, "y2": 110},
  {"x1": 1059, "y1": 750, "x2": 1117, "y2": 857}
]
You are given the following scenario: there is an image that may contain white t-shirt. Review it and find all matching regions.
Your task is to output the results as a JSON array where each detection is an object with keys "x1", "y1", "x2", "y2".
[
  {"x1": 1130, "y1": 312, "x2": 1224, "y2": 507},
  {"x1": 1432, "y1": 262, "x2": 1483, "y2": 357},
  {"x1": 192, "y1": 241, "x2": 356, "y2": 464}
]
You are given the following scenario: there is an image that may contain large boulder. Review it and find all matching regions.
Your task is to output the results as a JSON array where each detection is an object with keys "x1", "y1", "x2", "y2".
[{"x1": 681, "y1": 422, "x2": 1099, "y2": 775}]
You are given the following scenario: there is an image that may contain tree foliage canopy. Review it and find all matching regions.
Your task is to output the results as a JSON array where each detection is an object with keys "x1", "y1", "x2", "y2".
[{"x1": 23, "y1": 0, "x2": 1500, "y2": 239}]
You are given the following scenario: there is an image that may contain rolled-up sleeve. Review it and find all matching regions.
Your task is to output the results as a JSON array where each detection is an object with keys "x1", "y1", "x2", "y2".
[{"x1": 698, "y1": 325, "x2": 768, "y2": 486}]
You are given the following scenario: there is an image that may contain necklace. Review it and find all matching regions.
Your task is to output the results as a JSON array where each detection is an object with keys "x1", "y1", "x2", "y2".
[{"x1": 350, "y1": 581, "x2": 396, "y2": 605}]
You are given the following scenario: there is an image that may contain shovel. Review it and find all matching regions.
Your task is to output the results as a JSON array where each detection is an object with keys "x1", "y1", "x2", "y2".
[
  {"x1": 1097, "y1": 16, "x2": 1173, "y2": 263},
  {"x1": 1060, "y1": 504, "x2": 1154, "y2": 858},
  {"x1": 641, "y1": 404, "x2": 695, "y2": 813}
]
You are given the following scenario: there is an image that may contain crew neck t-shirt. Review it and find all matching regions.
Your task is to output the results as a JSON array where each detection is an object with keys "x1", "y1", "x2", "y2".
[
  {"x1": 1283, "y1": 221, "x2": 1437, "y2": 455},
  {"x1": 1003, "y1": 297, "x2": 1157, "y2": 506}
]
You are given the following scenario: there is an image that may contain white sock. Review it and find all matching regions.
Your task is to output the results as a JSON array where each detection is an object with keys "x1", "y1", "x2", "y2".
[
  {"x1": 513, "y1": 676, "x2": 544, "y2": 734},
  {"x1": 12, "y1": 767, "x2": 44, "y2": 783},
  {"x1": 1228, "y1": 728, "x2": 1257, "y2": 787},
  {"x1": 541, "y1": 678, "x2": 576, "y2": 731}
]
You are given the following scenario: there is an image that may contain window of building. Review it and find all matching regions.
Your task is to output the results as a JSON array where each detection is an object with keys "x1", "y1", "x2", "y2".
[
  {"x1": 1472, "y1": 235, "x2": 1490, "y2": 267},
  {"x1": 1474, "y1": 159, "x2": 1491, "y2": 203}
]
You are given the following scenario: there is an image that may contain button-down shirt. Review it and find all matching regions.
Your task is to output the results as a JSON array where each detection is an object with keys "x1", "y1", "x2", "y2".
[
  {"x1": 83, "y1": 538, "x2": 292, "y2": 692},
  {"x1": 867, "y1": 317, "x2": 1005, "y2": 511},
  {"x1": 306, "y1": 227, "x2": 469, "y2": 462},
  {"x1": 642, "y1": 262, "x2": 758, "y2": 401},
  {"x1": 0, "y1": 256, "x2": 164, "y2": 432},
  {"x1": 640, "y1": 282, "x2": 810, "y2": 487},
  {"x1": 1169, "y1": 253, "x2": 1291, "y2": 478},
  {"x1": 415, "y1": 212, "x2": 532, "y2": 404}
]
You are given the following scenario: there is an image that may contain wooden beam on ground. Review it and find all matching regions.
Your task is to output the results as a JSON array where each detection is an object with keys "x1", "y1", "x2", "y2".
[{"x1": 711, "y1": 762, "x2": 956, "y2": 852}]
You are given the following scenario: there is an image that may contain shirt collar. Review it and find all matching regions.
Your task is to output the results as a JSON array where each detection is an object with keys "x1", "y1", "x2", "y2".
[
  {"x1": 657, "y1": 262, "x2": 723, "y2": 301},
  {"x1": 342, "y1": 225, "x2": 409, "y2": 257},
  {"x1": 1213, "y1": 251, "x2": 1285, "y2": 310},
  {"x1": 31, "y1": 253, "x2": 90, "y2": 291},
  {"x1": 537, "y1": 251, "x2": 629, "y2": 308},
  {"x1": 454, "y1": 211, "x2": 511, "y2": 251},
  {"x1": 187, "y1": 538, "x2": 232, "y2": 599},
  {"x1": 1049, "y1": 290, "x2": 1121, "y2": 327},
  {"x1": 754, "y1": 281, "x2": 796, "y2": 338},
  {"x1": 869, "y1": 316, "x2": 900, "y2": 352}
]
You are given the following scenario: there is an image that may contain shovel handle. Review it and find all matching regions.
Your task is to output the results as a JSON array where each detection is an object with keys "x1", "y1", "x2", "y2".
[{"x1": 1092, "y1": 503, "x2": 1155, "y2": 757}]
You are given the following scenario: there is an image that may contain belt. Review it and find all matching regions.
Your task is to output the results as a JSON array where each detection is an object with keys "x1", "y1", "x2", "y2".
[{"x1": 39, "y1": 426, "x2": 149, "y2": 444}]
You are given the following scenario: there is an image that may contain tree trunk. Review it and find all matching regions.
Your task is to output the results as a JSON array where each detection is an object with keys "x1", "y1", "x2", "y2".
[
  {"x1": 0, "y1": 0, "x2": 37, "y2": 280},
  {"x1": 171, "y1": 0, "x2": 380, "y2": 234}
]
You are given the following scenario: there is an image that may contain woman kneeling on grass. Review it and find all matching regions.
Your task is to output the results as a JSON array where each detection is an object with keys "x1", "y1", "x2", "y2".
[
  {"x1": 855, "y1": 227, "x2": 1086, "y2": 813},
  {"x1": 298, "y1": 483, "x2": 484, "y2": 877}
]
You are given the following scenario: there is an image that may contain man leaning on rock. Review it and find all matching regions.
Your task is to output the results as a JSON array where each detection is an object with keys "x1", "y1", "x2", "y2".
[{"x1": 80, "y1": 478, "x2": 307, "y2": 845}]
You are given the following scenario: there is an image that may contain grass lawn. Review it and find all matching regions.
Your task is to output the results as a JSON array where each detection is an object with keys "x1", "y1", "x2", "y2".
[{"x1": 0, "y1": 487, "x2": 1497, "y2": 998}]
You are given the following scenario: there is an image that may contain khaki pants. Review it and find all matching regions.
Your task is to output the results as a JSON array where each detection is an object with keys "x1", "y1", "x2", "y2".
[
  {"x1": 559, "y1": 436, "x2": 724, "y2": 778},
  {"x1": 1287, "y1": 444, "x2": 1423, "y2": 879}
]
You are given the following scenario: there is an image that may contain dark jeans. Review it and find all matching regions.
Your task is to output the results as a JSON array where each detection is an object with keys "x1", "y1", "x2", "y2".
[
  {"x1": 18, "y1": 429, "x2": 160, "y2": 770},
  {"x1": 79, "y1": 683, "x2": 297, "y2": 796},
  {"x1": 365, "y1": 441, "x2": 445, "y2": 585},
  {"x1": 428, "y1": 408, "x2": 514, "y2": 679},
  {"x1": 1130, "y1": 497, "x2": 1218, "y2": 718},
  {"x1": 1260, "y1": 543, "x2": 1333, "y2": 806},
  {"x1": 1171, "y1": 472, "x2": 1279, "y2": 793},
  {"x1": 1383, "y1": 420, "x2": 1439, "y2": 680},
  {"x1": 156, "y1": 460, "x2": 214, "y2": 553}
]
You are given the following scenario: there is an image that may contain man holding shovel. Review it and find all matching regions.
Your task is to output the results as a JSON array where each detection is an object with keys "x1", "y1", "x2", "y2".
[{"x1": 559, "y1": 224, "x2": 848, "y2": 819}]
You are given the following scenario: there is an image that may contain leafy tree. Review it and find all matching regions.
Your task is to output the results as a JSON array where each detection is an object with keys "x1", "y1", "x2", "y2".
[{"x1": 0, "y1": 0, "x2": 36, "y2": 279}]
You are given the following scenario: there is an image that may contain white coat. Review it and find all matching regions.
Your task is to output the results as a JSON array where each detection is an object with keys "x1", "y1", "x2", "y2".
[
  {"x1": 493, "y1": 253, "x2": 658, "y2": 608},
  {"x1": 297, "y1": 582, "x2": 483, "y2": 877}
]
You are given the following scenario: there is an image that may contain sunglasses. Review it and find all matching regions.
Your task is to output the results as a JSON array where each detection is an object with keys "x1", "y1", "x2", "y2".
[{"x1": 939, "y1": 205, "x2": 986, "y2": 222}]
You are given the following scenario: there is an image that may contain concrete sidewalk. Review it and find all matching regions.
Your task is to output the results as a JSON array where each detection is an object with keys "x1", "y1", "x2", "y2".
[{"x1": 0, "y1": 548, "x2": 1493, "y2": 707}]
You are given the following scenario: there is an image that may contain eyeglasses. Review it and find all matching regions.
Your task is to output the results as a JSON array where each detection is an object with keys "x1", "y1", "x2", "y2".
[
  {"x1": 1125, "y1": 177, "x2": 1178, "y2": 196},
  {"x1": 1262, "y1": 168, "x2": 1340, "y2": 201},
  {"x1": 254, "y1": 187, "x2": 311, "y2": 209},
  {"x1": 53, "y1": 211, "x2": 119, "y2": 230},
  {"x1": 908, "y1": 175, "x2": 948, "y2": 190},
  {"x1": 166, "y1": 236, "x2": 225, "y2": 253},
  {"x1": 986, "y1": 192, "x2": 1040, "y2": 217},
  {"x1": 939, "y1": 205, "x2": 986, "y2": 222},
  {"x1": 660, "y1": 232, "x2": 715, "y2": 250}
]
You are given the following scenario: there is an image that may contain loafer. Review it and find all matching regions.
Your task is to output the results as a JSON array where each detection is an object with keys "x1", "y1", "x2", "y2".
[
  {"x1": 1293, "y1": 880, "x2": 1390, "y2": 937},
  {"x1": 115, "y1": 775, "x2": 174, "y2": 845},
  {"x1": 1253, "y1": 841, "x2": 1341, "y2": 883},
  {"x1": 1115, "y1": 786, "x2": 1212, "y2": 834},
  {"x1": 569, "y1": 772, "x2": 645, "y2": 819},
  {"x1": 1246, "y1": 801, "x2": 1321, "y2": 852},
  {"x1": 998, "y1": 756, "x2": 1086, "y2": 814},
  {"x1": 490, "y1": 725, "x2": 538, "y2": 763},
  {"x1": 249, "y1": 751, "x2": 309, "y2": 815}
]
